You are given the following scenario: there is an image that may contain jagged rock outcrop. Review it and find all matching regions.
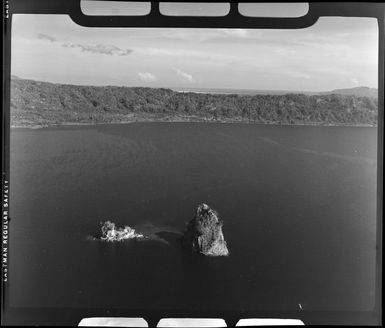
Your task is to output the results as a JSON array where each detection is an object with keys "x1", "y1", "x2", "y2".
[
  {"x1": 100, "y1": 220, "x2": 145, "y2": 242},
  {"x1": 182, "y1": 203, "x2": 229, "y2": 256}
]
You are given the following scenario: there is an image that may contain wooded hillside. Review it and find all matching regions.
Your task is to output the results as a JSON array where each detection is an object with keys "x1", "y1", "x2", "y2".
[{"x1": 11, "y1": 78, "x2": 378, "y2": 127}]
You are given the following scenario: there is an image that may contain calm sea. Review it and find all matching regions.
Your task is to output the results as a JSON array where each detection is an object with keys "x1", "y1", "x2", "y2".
[{"x1": 9, "y1": 123, "x2": 377, "y2": 312}]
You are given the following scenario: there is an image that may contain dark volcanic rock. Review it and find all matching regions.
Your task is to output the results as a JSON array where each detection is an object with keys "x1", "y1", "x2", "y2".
[{"x1": 182, "y1": 203, "x2": 229, "y2": 256}]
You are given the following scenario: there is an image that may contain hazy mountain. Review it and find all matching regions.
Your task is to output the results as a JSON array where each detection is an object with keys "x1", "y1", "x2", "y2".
[{"x1": 319, "y1": 87, "x2": 378, "y2": 98}]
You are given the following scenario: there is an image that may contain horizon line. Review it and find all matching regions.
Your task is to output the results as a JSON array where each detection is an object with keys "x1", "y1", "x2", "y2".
[{"x1": 10, "y1": 75, "x2": 378, "y2": 94}]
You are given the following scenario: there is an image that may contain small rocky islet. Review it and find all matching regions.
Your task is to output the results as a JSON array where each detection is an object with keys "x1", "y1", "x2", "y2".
[
  {"x1": 100, "y1": 220, "x2": 145, "y2": 242},
  {"x1": 99, "y1": 203, "x2": 229, "y2": 257}
]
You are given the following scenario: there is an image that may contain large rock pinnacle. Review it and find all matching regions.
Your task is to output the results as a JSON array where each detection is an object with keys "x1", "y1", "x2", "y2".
[{"x1": 182, "y1": 203, "x2": 229, "y2": 256}]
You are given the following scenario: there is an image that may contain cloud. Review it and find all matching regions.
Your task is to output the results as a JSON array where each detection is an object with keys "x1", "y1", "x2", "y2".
[
  {"x1": 37, "y1": 33, "x2": 133, "y2": 56},
  {"x1": 37, "y1": 33, "x2": 56, "y2": 42},
  {"x1": 336, "y1": 32, "x2": 351, "y2": 38},
  {"x1": 62, "y1": 42, "x2": 133, "y2": 56},
  {"x1": 199, "y1": 29, "x2": 265, "y2": 44},
  {"x1": 138, "y1": 72, "x2": 157, "y2": 82},
  {"x1": 284, "y1": 70, "x2": 313, "y2": 80},
  {"x1": 136, "y1": 47, "x2": 216, "y2": 59},
  {"x1": 221, "y1": 29, "x2": 249, "y2": 38},
  {"x1": 174, "y1": 68, "x2": 195, "y2": 83},
  {"x1": 350, "y1": 77, "x2": 360, "y2": 86}
]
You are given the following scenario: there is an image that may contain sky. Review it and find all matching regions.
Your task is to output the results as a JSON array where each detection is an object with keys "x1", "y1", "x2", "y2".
[{"x1": 11, "y1": 9, "x2": 378, "y2": 92}]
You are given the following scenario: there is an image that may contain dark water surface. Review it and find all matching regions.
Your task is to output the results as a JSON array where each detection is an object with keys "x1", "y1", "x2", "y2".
[{"x1": 9, "y1": 123, "x2": 377, "y2": 312}]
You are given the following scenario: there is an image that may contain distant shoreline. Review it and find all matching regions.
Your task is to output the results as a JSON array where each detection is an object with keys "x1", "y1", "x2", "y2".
[{"x1": 10, "y1": 117, "x2": 377, "y2": 130}]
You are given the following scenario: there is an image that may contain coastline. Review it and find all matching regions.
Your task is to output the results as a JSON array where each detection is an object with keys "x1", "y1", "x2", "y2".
[
  {"x1": 11, "y1": 78, "x2": 378, "y2": 130},
  {"x1": 10, "y1": 116, "x2": 378, "y2": 129}
]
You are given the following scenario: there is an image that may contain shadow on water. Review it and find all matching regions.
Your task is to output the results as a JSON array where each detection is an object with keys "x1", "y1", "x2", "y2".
[{"x1": 155, "y1": 231, "x2": 183, "y2": 247}]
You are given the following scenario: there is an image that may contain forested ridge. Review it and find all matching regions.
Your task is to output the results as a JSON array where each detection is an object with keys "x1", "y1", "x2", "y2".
[{"x1": 11, "y1": 77, "x2": 378, "y2": 127}]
